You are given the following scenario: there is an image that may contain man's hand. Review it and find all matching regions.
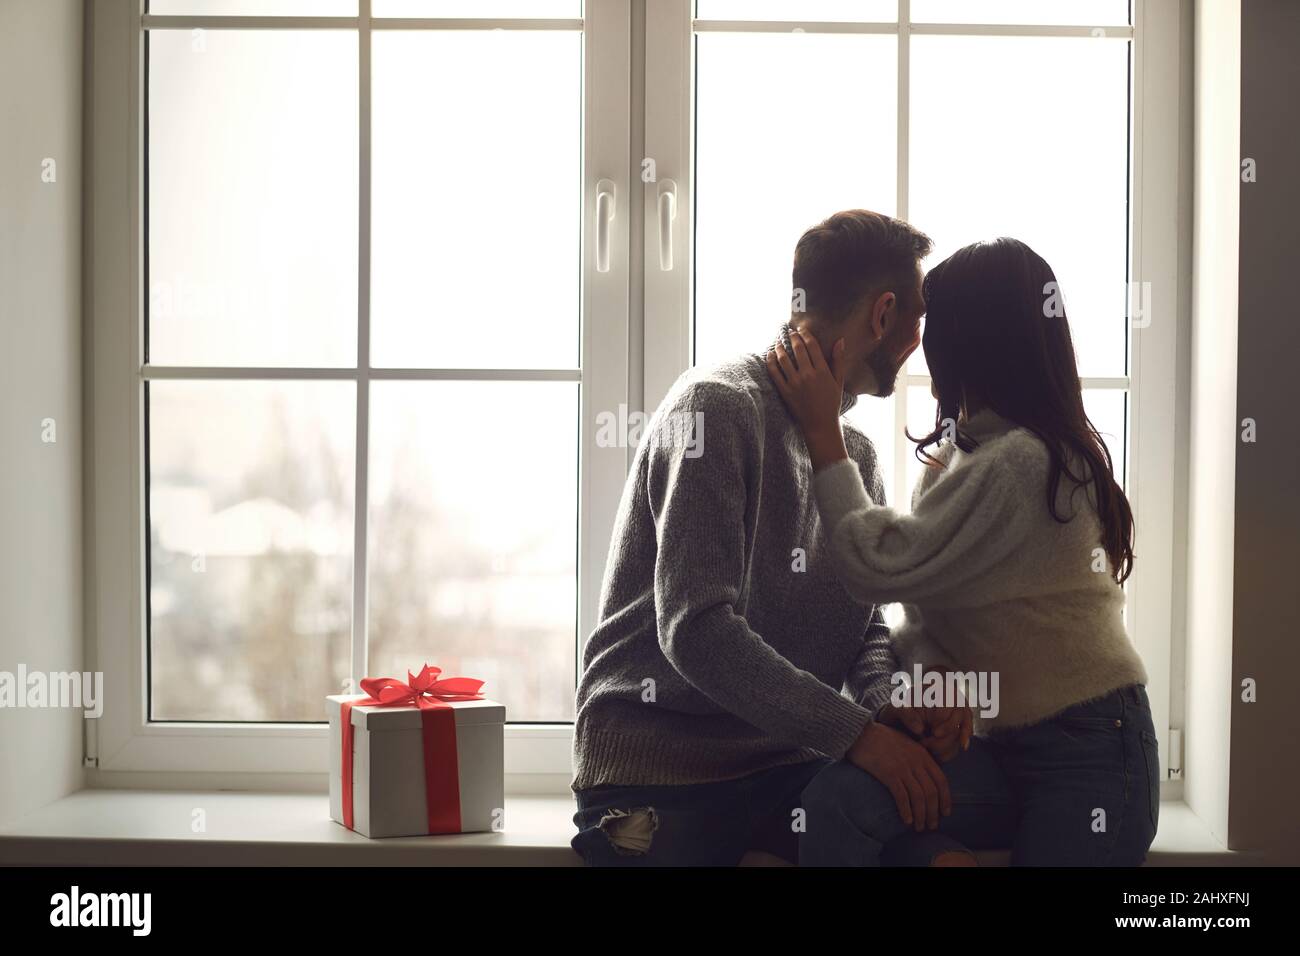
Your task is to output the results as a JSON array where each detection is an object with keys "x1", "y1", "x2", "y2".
[{"x1": 847, "y1": 720, "x2": 952, "y2": 832}]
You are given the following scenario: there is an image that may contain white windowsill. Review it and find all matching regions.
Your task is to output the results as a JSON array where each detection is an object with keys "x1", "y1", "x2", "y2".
[{"x1": 0, "y1": 790, "x2": 1247, "y2": 867}]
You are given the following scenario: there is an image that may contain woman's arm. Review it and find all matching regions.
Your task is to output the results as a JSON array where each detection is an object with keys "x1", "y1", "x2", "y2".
[
  {"x1": 768, "y1": 330, "x2": 1034, "y2": 608},
  {"x1": 813, "y1": 454, "x2": 1027, "y2": 606}
]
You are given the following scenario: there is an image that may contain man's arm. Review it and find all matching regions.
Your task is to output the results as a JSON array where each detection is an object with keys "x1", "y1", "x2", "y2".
[
  {"x1": 646, "y1": 383, "x2": 874, "y2": 759},
  {"x1": 846, "y1": 608, "x2": 969, "y2": 757},
  {"x1": 839, "y1": 440, "x2": 898, "y2": 716},
  {"x1": 841, "y1": 605, "x2": 899, "y2": 718}
]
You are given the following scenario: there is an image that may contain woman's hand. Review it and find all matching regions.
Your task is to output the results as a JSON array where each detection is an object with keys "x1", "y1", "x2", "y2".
[
  {"x1": 917, "y1": 704, "x2": 974, "y2": 763},
  {"x1": 879, "y1": 700, "x2": 974, "y2": 764},
  {"x1": 766, "y1": 328, "x2": 850, "y2": 470}
]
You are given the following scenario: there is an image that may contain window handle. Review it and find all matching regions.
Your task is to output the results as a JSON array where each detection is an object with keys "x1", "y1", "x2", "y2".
[
  {"x1": 596, "y1": 178, "x2": 616, "y2": 273},
  {"x1": 657, "y1": 179, "x2": 677, "y2": 271}
]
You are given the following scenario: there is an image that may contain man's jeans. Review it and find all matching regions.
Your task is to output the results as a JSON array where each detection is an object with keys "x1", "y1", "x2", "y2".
[
  {"x1": 800, "y1": 684, "x2": 1161, "y2": 866},
  {"x1": 572, "y1": 759, "x2": 832, "y2": 866}
]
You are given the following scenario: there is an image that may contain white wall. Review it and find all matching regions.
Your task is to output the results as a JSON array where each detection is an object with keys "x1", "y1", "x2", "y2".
[
  {"x1": 0, "y1": 0, "x2": 85, "y2": 828},
  {"x1": 1185, "y1": 0, "x2": 1239, "y2": 848}
]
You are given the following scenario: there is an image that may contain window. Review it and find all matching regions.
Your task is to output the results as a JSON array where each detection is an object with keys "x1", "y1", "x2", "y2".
[
  {"x1": 89, "y1": 0, "x2": 627, "y2": 779},
  {"x1": 688, "y1": 0, "x2": 1132, "y2": 513},
  {"x1": 644, "y1": 0, "x2": 1182, "y2": 784},
  {"x1": 89, "y1": 0, "x2": 1182, "y2": 788},
  {"x1": 144, "y1": 7, "x2": 584, "y2": 725}
]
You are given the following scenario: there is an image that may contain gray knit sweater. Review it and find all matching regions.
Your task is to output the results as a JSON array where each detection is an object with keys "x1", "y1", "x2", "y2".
[{"x1": 571, "y1": 343, "x2": 898, "y2": 791}]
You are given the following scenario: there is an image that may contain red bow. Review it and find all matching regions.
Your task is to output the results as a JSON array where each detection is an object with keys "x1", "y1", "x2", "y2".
[
  {"x1": 359, "y1": 664, "x2": 485, "y2": 709},
  {"x1": 340, "y1": 664, "x2": 485, "y2": 834}
]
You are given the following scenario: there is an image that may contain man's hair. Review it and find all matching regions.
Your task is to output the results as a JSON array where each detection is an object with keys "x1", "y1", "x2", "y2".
[{"x1": 791, "y1": 209, "x2": 933, "y2": 323}]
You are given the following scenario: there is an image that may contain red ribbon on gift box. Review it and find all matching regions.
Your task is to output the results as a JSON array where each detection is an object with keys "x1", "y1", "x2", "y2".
[{"x1": 339, "y1": 664, "x2": 485, "y2": 835}]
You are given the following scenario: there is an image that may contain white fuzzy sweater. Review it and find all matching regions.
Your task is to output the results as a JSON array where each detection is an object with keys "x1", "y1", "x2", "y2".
[{"x1": 813, "y1": 407, "x2": 1148, "y2": 730}]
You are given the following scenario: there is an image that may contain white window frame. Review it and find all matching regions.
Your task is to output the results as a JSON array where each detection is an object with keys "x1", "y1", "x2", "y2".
[
  {"x1": 86, "y1": 0, "x2": 630, "y2": 790},
  {"x1": 643, "y1": 0, "x2": 1184, "y2": 791},
  {"x1": 87, "y1": 0, "x2": 1186, "y2": 796}
]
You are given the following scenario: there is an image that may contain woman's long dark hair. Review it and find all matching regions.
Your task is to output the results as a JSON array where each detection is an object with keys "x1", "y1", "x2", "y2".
[{"x1": 911, "y1": 238, "x2": 1135, "y2": 584}]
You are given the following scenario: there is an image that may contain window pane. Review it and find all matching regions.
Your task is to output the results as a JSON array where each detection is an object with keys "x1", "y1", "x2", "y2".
[
  {"x1": 370, "y1": 31, "x2": 580, "y2": 369},
  {"x1": 842, "y1": 393, "x2": 895, "y2": 503},
  {"x1": 149, "y1": 1, "x2": 357, "y2": 14},
  {"x1": 697, "y1": 1, "x2": 897, "y2": 21},
  {"x1": 694, "y1": 34, "x2": 897, "y2": 368},
  {"x1": 373, "y1": 0, "x2": 579, "y2": 15},
  {"x1": 367, "y1": 382, "x2": 578, "y2": 722},
  {"x1": 904, "y1": 385, "x2": 938, "y2": 510},
  {"x1": 912, "y1": 1, "x2": 1129, "y2": 26},
  {"x1": 149, "y1": 381, "x2": 355, "y2": 721},
  {"x1": 148, "y1": 29, "x2": 358, "y2": 367},
  {"x1": 909, "y1": 35, "x2": 1129, "y2": 378},
  {"x1": 1083, "y1": 387, "x2": 1128, "y2": 486},
  {"x1": 900, "y1": 386, "x2": 1128, "y2": 501}
]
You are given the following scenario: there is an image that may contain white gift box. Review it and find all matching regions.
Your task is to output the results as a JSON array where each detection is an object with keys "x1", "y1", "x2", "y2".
[{"x1": 327, "y1": 694, "x2": 505, "y2": 838}]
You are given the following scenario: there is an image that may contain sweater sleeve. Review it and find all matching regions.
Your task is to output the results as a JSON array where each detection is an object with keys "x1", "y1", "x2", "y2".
[
  {"x1": 841, "y1": 605, "x2": 899, "y2": 716},
  {"x1": 811, "y1": 438, "x2": 1033, "y2": 608},
  {"x1": 647, "y1": 384, "x2": 874, "y2": 759}
]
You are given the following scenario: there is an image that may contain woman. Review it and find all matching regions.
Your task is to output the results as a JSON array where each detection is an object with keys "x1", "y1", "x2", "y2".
[{"x1": 767, "y1": 238, "x2": 1160, "y2": 866}]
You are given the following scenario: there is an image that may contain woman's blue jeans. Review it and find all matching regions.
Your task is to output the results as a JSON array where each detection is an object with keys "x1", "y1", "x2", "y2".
[{"x1": 799, "y1": 684, "x2": 1161, "y2": 866}]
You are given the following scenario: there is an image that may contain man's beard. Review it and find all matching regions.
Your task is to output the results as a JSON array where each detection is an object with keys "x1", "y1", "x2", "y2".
[{"x1": 863, "y1": 347, "x2": 903, "y2": 397}]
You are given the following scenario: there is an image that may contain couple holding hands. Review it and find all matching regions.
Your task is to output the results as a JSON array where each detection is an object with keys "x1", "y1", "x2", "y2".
[{"x1": 570, "y1": 209, "x2": 1159, "y2": 867}]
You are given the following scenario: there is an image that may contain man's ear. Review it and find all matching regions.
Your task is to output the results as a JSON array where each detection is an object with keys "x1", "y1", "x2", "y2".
[{"x1": 870, "y1": 290, "x2": 897, "y2": 340}]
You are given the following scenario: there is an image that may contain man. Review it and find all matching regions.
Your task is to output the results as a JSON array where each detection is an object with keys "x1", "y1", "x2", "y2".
[{"x1": 570, "y1": 210, "x2": 968, "y2": 866}]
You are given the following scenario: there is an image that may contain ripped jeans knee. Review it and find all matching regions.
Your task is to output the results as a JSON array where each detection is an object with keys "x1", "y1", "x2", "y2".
[{"x1": 593, "y1": 806, "x2": 659, "y2": 856}]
